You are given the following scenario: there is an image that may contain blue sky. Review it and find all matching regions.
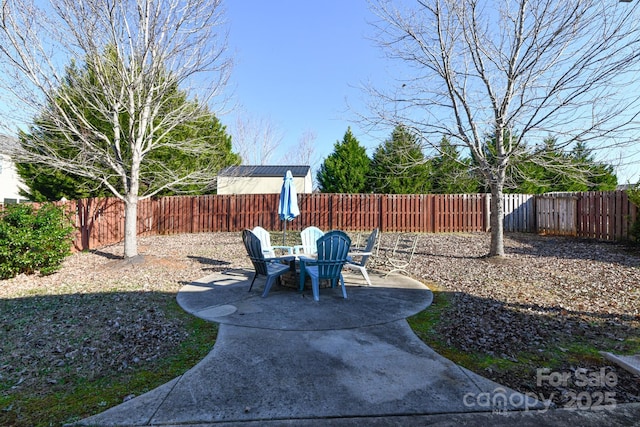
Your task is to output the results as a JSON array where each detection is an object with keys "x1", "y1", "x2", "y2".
[
  {"x1": 222, "y1": 0, "x2": 639, "y2": 185},
  {"x1": 222, "y1": 0, "x2": 389, "y2": 170},
  {"x1": 1, "y1": 0, "x2": 637, "y2": 184}
]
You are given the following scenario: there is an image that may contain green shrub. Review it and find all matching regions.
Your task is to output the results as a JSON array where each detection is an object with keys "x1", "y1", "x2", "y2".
[{"x1": 0, "y1": 203, "x2": 75, "y2": 279}]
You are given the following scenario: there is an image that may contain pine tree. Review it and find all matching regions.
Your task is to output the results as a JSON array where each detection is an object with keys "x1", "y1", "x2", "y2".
[
  {"x1": 368, "y1": 125, "x2": 431, "y2": 194},
  {"x1": 317, "y1": 128, "x2": 371, "y2": 193},
  {"x1": 430, "y1": 136, "x2": 480, "y2": 194}
]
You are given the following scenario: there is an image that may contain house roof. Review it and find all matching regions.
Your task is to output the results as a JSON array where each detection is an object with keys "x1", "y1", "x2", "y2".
[{"x1": 218, "y1": 165, "x2": 310, "y2": 178}]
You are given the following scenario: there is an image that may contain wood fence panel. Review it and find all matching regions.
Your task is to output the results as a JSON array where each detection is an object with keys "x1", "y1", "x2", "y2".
[
  {"x1": 87, "y1": 198, "x2": 124, "y2": 247},
  {"x1": 594, "y1": 192, "x2": 603, "y2": 239},
  {"x1": 378, "y1": 194, "x2": 432, "y2": 232},
  {"x1": 231, "y1": 195, "x2": 244, "y2": 231},
  {"x1": 237, "y1": 193, "x2": 279, "y2": 232},
  {"x1": 381, "y1": 195, "x2": 396, "y2": 232},
  {"x1": 106, "y1": 198, "x2": 123, "y2": 244},
  {"x1": 504, "y1": 194, "x2": 535, "y2": 233},
  {"x1": 604, "y1": 192, "x2": 613, "y2": 240},
  {"x1": 574, "y1": 191, "x2": 635, "y2": 241},
  {"x1": 422, "y1": 194, "x2": 434, "y2": 233},
  {"x1": 365, "y1": 194, "x2": 382, "y2": 231},
  {"x1": 461, "y1": 194, "x2": 479, "y2": 232},
  {"x1": 379, "y1": 195, "x2": 389, "y2": 232},
  {"x1": 233, "y1": 194, "x2": 267, "y2": 231},
  {"x1": 86, "y1": 198, "x2": 104, "y2": 249},
  {"x1": 468, "y1": 194, "x2": 486, "y2": 232},
  {"x1": 193, "y1": 195, "x2": 208, "y2": 233},
  {"x1": 194, "y1": 195, "x2": 225, "y2": 233},
  {"x1": 393, "y1": 195, "x2": 408, "y2": 232},
  {"x1": 579, "y1": 192, "x2": 598, "y2": 239},
  {"x1": 616, "y1": 191, "x2": 624, "y2": 239},
  {"x1": 442, "y1": 195, "x2": 452, "y2": 232},
  {"x1": 136, "y1": 198, "x2": 156, "y2": 237},
  {"x1": 329, "y1": 193, "x2": 380, "y2": 231},
  {"x1": 214, "y1": 195, "x2": 231, "y2": 232},
  {"x1": 297, "y1": 193, "x2": 330, "y2": 231},
  {"x1": 585, "y1": 192, "x2": 595, "y2": 237},
  {"x1": 332, "y1": 193, "x2": 348, "y2": 230},
  {"x1": 233, "y1": 195, "x2": 247, "y2": 231},
  {"x1": 177, "y1": 197, "x2": 189, "y2": 233},
  {"x1": 537, "y1": 193, "x2": 577, "y2": 236},
  {"x1": 358, "y1": 193, "x2": 380, "y2": 231},
  {"x1": 48, "y1": 190, "x2": 638, "y2": 251},
  {"x1": 175, "y1": 196, "x2": 191, "y2": 234},
  {"x1": 631, "y1": 194, "x2": 638, "y2": 239},
  {"x1": 165, "y1": 196, "x2": 179, "y2": 234},
  {"x1": 158, "y1": 196, "x2": 172, "y2": 234},
  {"x1": 380, "y1": 195, "x2": 392, "y2": 232},
  {"x1": 433, "y1": 195, "x2": 442, "y2": 232},
  {"x1": 411, "y1": 195, "x2": 423, "y2": 231},
  {"x1": 436, "y1": 194, "x2": 452, "y2": 233},
  {"x1": 433, "y1": 194, "x2": 485, "y2": 233},
  {"x1": 435, "y1": 195, "x2": 450, "y2": 233},
  {"x1": 463, "y1": 195, "x2": 472, "y2": 232}
]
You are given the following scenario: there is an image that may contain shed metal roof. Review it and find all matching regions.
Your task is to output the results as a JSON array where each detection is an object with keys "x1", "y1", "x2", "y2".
[{"x1": 218, "y1": 165, "x2": 310, "y2": 178}]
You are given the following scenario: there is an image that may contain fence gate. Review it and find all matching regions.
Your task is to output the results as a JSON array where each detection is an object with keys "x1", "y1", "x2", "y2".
[{"x1": 537, "y1": 193, "x2": 577, "y2": 235}]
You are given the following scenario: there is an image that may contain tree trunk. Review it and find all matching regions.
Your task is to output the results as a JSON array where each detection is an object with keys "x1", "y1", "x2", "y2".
[
  {"x1": 489, "y1": 182, "x2": 505, "y2": 257},
  {"x1": 123, "y1": 146, "x2": 142, "y2": 259},
  {"x1": 123, "y1": 195, "x2": 139, "y2": 259}
]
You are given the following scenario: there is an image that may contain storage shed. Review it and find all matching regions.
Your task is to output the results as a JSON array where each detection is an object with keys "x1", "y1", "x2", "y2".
[{"x1": 217, "y1": 165, "x2": 312, "y2": 195}]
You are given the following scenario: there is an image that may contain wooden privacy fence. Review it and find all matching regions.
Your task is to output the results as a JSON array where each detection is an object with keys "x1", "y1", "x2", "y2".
[
  {"x1": 575, "y1": 191, "x2": 635, "y2": 240},
  {"x1": 536, "y1": 191, "x2": 638, "y2": 240},
  {"x1": 59, "y1": 191, "x2": 636, "y2": 251}
]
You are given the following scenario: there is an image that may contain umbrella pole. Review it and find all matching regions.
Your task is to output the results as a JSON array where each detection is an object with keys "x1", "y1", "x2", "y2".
[{"x1": 283, "y1": 221, "x2": 287, "y2": 246}]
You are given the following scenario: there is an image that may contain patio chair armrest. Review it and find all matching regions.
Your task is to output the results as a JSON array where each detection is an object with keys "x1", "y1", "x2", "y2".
[
  {"x1": 347, "y1": 250, "x2": 372, "y2": 263},
  {"x1": 298, "y1": 255, "x2": 317, "y2": 265}
]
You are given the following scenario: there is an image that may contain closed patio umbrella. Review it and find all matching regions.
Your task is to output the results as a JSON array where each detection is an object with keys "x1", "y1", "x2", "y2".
[{"x1": 278, "y1": 170, "x2": 300, "y2": 245}]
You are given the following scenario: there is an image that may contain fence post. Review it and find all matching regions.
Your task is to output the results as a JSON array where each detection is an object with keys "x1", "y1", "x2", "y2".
[{"x1": 77, "y1": 199, "x2": 88, "y2": 251}]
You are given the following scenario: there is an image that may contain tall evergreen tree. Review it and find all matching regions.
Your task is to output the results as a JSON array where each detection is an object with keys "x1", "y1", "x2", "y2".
[
  {"x1": 368, "y1": 125, "x2": 431, "y2": 194},
  {"x1": 508, "y1": 138, "x2": 617, "y2": 194},
  {"x1": 430, "y1": 136, "x2": 480, "y2": 194},
  {"x1": 570, "y1": 142, "x2": 617, "y2": 191},
  {"x1": 316, "y1": 128, "x2": 370, "y2": 193}
]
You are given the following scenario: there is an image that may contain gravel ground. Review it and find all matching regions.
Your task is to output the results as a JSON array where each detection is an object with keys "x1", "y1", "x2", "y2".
[{"x1": 1, "y1": 231, "x2": 639, "y2": 410}]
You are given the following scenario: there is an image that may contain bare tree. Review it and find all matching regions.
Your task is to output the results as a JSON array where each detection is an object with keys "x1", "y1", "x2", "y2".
[
  {"x1": 232, "y1": 113, "x2": 284, "y2": 165},
  {"x1": 367, "y1": 0, "x2": 640, "y2": 256},
  {"x1": 0, "y1": 0, "x2": 232, "y2": 259},
  {"x1": 281, "y1": 129, "x2": 317, "y2": 166}
]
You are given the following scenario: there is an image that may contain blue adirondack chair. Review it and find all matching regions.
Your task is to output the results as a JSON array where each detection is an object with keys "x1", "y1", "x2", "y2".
[
  {"x1": 298, "y1": 230, "x2": 351, "y2": 301},
  {"x1": 242, "y1": 229, "x2": 290, "y2": 297}
]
